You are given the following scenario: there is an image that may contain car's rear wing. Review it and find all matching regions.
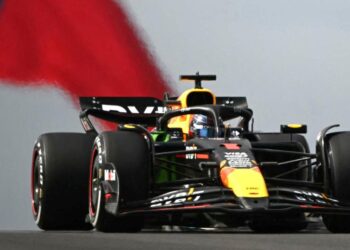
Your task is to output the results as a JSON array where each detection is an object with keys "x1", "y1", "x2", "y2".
[
  {"x1": 79, "y1": 97, "x2": 165, "y2": 133},
  {"x1": 79, "y1": 96, "x2": 248, "y2": 133}
]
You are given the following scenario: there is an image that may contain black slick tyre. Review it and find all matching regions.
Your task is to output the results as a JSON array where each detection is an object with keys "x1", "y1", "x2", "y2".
[
  {"x1": 89, "y1": 131, "x2": 149, "y2": 232},
  {"x1": 322, "y1": 132, "x2": 350, "y2": 233},
  {"x1": 31, "y1": 133, "x2": 94, "y2": 230}
]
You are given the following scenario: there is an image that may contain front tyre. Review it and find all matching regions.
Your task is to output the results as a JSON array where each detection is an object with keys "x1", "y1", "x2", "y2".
[
  {"x1": 89, "y1": 131, "x2": 150, "y2": 232},
  {"x1": 31, "y1": 133, "x2": 94, "y2": 230},
  {"x1": 322, "y1": 132, "x2": 350, "y2": 233}
]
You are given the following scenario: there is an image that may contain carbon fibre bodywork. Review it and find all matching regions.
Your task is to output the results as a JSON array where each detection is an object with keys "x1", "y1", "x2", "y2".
[
  {"x1": 32, "y1": 73, "x2": 350, "y2": 232},
  {"x1": 79, "y1": 101, "x2": 350, "y2": 230}
]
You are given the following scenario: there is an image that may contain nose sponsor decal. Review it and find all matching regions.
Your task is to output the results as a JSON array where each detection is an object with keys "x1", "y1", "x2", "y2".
[{"x1": 224, "y1": 152, "x2": 253, "y2": 168}]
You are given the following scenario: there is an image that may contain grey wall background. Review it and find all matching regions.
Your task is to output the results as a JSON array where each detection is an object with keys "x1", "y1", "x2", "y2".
[{"x1": 1, "y1": 0, "x2": 350, "y2": 229}]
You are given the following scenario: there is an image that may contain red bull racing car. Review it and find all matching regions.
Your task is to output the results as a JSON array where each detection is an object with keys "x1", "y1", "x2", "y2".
[{"x1": 31, "y1": 74, "x2": 350, "y2": 232}]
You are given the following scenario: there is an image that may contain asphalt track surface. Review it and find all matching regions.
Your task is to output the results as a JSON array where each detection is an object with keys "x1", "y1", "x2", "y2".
[{"x1": 1, "y1": 226, "x2": 350, "y2": 250}]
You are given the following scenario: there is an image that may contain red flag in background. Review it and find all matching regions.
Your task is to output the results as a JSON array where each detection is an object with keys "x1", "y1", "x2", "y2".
[{"x1": 0, "y1": 0, "x2": 170, "y2": 97}]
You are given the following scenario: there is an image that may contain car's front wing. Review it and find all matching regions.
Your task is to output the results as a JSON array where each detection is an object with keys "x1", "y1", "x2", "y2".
[{"x1": 118, "y1": 186, "x2": 350, "y2": 217}]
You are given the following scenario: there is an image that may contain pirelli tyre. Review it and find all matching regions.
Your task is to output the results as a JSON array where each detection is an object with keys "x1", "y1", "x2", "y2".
[
  {"x1": 89, "y1": 131, "x2": 150, "y2": 232},
  {"x1": 31, "y1": 133, "x2": 95, "y2": 230},
  {"x1": 322, "y1": 132, "x2": 350, "y2": 233}
]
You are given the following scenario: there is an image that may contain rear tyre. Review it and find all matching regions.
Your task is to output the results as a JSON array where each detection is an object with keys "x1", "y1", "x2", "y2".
[
  {"x1": 322, "y1": 132, "x2": 350, "y2": 233},
  {"x1": 31, "y1": 133, "x2": 94, "y2": 230},
  {"x1": 89, "y1": 131, "x2": 149, "y2": 232}
]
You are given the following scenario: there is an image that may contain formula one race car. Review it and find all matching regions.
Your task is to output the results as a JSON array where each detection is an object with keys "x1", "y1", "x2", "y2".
[{"x1": 31, "y1": 74, "x2": 350, "y2": 233}]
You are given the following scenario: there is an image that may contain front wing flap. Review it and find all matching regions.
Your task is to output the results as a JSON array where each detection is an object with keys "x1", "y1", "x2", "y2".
[{"x1": 118, "y1": 186, "x2": 350, "y2": 217}]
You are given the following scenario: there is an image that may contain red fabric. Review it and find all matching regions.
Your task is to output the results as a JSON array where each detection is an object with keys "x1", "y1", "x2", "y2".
[{"x1": 0, "y1": 0, "x2": 169, "y2": 97}]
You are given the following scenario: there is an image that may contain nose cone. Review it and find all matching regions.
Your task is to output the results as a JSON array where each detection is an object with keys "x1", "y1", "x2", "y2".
[{"x1": 220, "y1": 166, "x2": 268, "y2": 198}]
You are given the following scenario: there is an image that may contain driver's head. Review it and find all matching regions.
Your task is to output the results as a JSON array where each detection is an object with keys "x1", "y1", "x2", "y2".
[{"x1": 189, "y1": 114, "x2": 214, "y2": 138}]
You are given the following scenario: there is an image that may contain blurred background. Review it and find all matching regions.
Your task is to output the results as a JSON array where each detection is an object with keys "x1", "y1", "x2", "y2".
[{"x1": 1, "y1": 0, "x2": 350, "y2": 229}]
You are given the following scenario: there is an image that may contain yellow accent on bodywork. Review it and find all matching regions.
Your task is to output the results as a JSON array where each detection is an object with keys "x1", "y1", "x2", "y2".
[
  {"x1": 168, "y1": 114, "x2": 193, "y2": 134},
  {"x1": 167, "y1": 88, "x2": 216, "y2": 134},
  {"x1": 176, "y1": 88, "x2": 216, "y2": 107},
  {"x1": 225, "y1": 168, "x2": 268, "y2": 198},
  {"x1": 124, "y1": 124, "x2": 136, "y2": 129},
  {"x1": 187, "y1": 187, "x2": 195, "y2": 201},
  {"x1": 288, "y1": 124, "x2": 302, "y2": 129},
  {"x1": 220, "y1": 160, "x2": 227, "y2": 168}
]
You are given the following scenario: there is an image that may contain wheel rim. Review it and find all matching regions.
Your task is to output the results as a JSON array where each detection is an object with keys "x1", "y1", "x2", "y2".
[
  {"x1": 31, "y1": 152, "x2": 40, "y2": 217},
  {"x1": 89, "y1": 148, "x2": 99, "y2": 217},
  {"x1": 327, "y1": 147, "x2": 335, "y2": 196}
]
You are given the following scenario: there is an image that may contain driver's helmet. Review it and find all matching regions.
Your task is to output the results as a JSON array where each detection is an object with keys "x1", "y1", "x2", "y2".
[{"x1": 189, "y1": 114, "x2": 215, "y2": 138}]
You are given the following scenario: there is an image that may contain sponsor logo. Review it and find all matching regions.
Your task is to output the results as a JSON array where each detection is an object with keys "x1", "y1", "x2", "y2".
[
  {"x1": 186, "y1": 145, "x2": 197, "y2": 159},
  {"x1": 177, "y1": 145, "x2": 209, "y2": 160},
  {"x1": 224, "y1": 152, "x2": 252, "y2": 168},
  {"x1": 293, "y1": 190, "x2": 327, "y2": 204},
  {"x1": 102, "y1": 104, "x2": 166, "y2": 114},
  {"x1": 104, "y1": 170, "x2": 116, "y2": 181},
  {"x1": 150, "y1": 189, "x2": 204, "y2": 208}
]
